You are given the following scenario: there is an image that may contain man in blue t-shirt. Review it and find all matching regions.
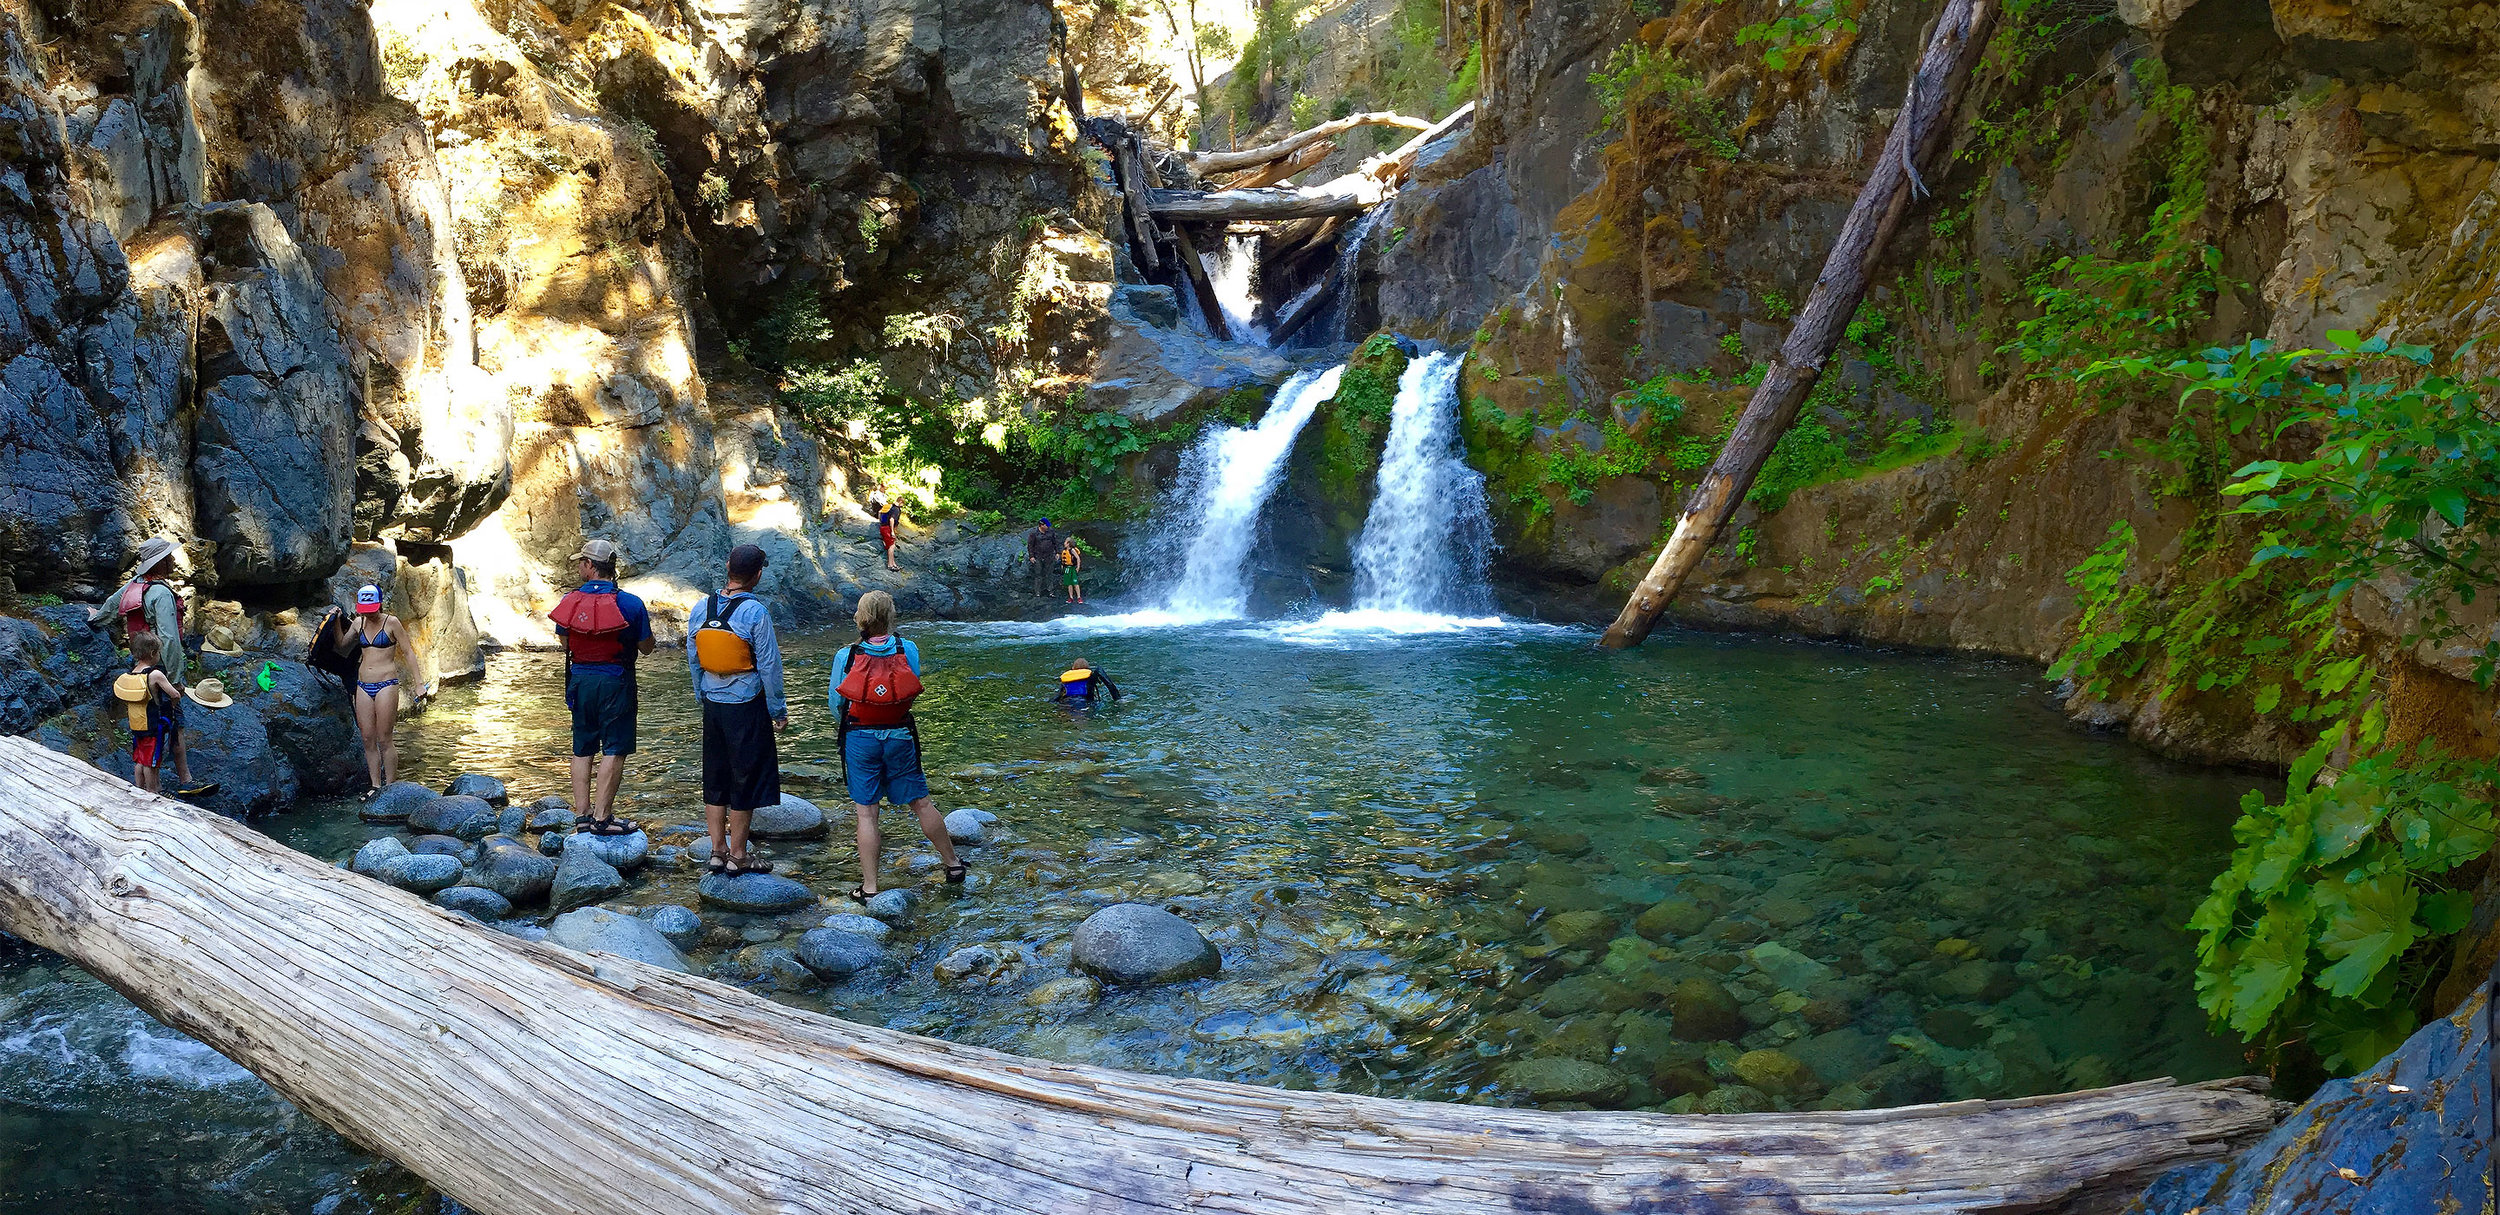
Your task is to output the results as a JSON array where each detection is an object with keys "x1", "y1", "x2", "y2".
[{"x1": 552, "y1": 538, "x2": 655, "y2": 833}]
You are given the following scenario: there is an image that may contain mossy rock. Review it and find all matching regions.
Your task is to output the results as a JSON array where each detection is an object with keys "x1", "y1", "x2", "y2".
[{"x1": 1496, "y1": 1056, "x2": 1630, "y2": 1105}]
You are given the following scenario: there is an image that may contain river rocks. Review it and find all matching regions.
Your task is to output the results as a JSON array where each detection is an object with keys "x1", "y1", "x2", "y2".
[
  {"x1": 409, "y1": 794, "x2": 497, "y2": 841},
  {"x1": 1635, "y1": 898, "x2": 1713, "y2": 940},
  {"x1": 248, "y1": 659, "x2": 363, "y2": 795},
  {"x1": 1733, "y1": 1049, "x2": 1821, "y2": 1098},
  {"x1": 528, "y1": 804, "x2": 574, "y2": 832},
  {"x1": 1496, "y1": 1057, "x2": 1628, "y2": 1105},
  {"x1": 1026, "y1": 975, "x2": 1102, "y2": 1007},
  {"x1": 943, "y1": 807, "x2": 997, "y2": 844},
  {"x1": 1668, "y1": 977, "x2": 1748, "y2": 1042},
  {"x1": 729, "y1": 943, "x2": 816, "y2": 988},
  {"x1": 1072, "y1": 903, "x2": 1220, "y2": 985},
  {"x1": 647, "y1": 905, "x2": 704, "y2": 950},
  {"x1": 465, "y1": 835, "x2": 556, "y2": 905},
  {"x1": 1539, "y1": 974, "x2": 1638, "y2": 1017},
  {"x1": 748, "y1": 794, "x2": 827, "y2": 840},
  {"x1": 433, "y1": 886, "x2": 512, "y2": 920},
  {"x1": 934, "y1": 943, "x2": 1023, "y2": 986},
  {"x1": 819, "y1": 913, "x2": 890, "y2": 942},
  {"x1": 547, "y1": 907, "x2": 688, "y2": 973},
  {"x1": 1749, "y1": 941, "x2": 1837, "y2": 992},
  {"x1": 538, "y1": 831, "x2": 568, "y2": 856},
  {"x1": 550, "y1": 838, "x2": 626, "y2": 912},
  {"x1": 375, "y1": 853, "x2": 463, "y2": 896},
  {"x1": 1934, "y1": 959, "x2": 2017, "y2": 1003},
  {"x1": 442, "y1": 773, "x2": 507, "y2": 806},
  {"x1": 562, "y1": 829, "x2": 649, "y2": 871},
  {"x1": 1920, "y1": 1007, "x2": 1988, "y2": 1049},
  {"x1": 1543, "y1": 910, "x2": 1619, "y2": 950},
  {"x1": 794, "y1": 928, "x2": 885, "y2": 979},
  {"x1": 1696, "y1": 1085, "x2": 1776, "y2": 1114},
  {"x1": 363, "y1": 781, "x2": 437, "y2": 824},
  {"x1": 862, "y1": 889, "x2": 917, "y2": 922},
  {"x1": 408, "y1": 834, "x2": 468, "y2": 858},
  {"x1": 351, "y1": 836, "x2": 409, "y2": 876},
  {"x1": 698, "y1": 872, "x2": 817, "y2": 914}
]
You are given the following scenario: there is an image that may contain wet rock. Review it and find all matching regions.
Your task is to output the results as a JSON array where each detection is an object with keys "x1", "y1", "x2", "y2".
[
  {"x1": 249, "y1": 660, "x2": 363, "y2": 796},
  {"x1": 1748, "y1": 941, "x2": 1837, "y2": 991},
  {"x1": 749, "y1": 794, "x2": 827, "y2": 839},
  {"x1": 1733, "y1": 1048, "x2": 1821, "y2": 1098},
  {"x1": 1341, "y1": 973, "x2": 1449, "y2": 1023},
  {"x1": 1139, "y1": 870, "x2": 1207, "y2": 897},
  {"x1": 794, "y1": 928, "x2": 885, "y2": 980},
  {"x1": 1920, "y1": 1007, "x2": 1988, "y2": 1049},
  {"x1": 375, "y1": 853, "x2": 463, "y2": 896},
  {"x1": 1540, "y1": 974, "x2": 1639, "y2": 1017},
  {"x1": 1790, "y1": 1026, "x2": 1890, "y2": 1083},
  {"x1": 351, "y1": 836, "x2": 409, "y2": 876},
  {"x1": 408, "y1": 834, "x2": 467, "y2": 857},
  {"x1": 1668, "y1": 977, "x2": 1747, "y2": 1041},
  {"x1": 528, "y1": 803, "x2": 573, "y2": 832},
  {"x1": 1695, "y1": 1084, "x2": 1775, "y2": 1114},
  {"x1": 1635, "y1": 898, "x2": 1712, "y2": 940},
  {"x1": 819, "y1": 913, "x2": 890, "y2": 942},
  {"x1": 862, "y1": 889, "x2": 917, "y2": 922},
  {"x1": 1754, "y1": 896, "x2": 1817, "y2": 928},
  {"x1": 730, "y1": 944, "x2": 816, "y2": 988},
  {"x1": 944, "y1": 807, "x2": 997, "y2": 844},
  {"x1": 934, "y1": 943, "x2": 1023, "y2": 985},
  {"x1": 1072, "y1": 903, "x2": 1220, "y2": 985},
  {"x1": 1497, "y1": 1057, "x2": 1629, "y2": 1105},
  {"x1": 409, "y1": 794, "x2": 497, "y2": 841},
  {"x1": 433, "y1": 886, "x2": 512, "y2": 920},
  {"x1": 550, "y1": 837, "x2": 626, "y2": 912},
  {"x1": 1517, "y1": 882, "x2": 1612, "y2": 917},
  {"x1": 1026, "y1": 975, "x2": 1102, "y2": 1007},
  {"x1": 1934, "y1": 959, "x2": 2016, "y2": 1003},
  {"x1": 647, "y1": 905, "x2": 704, "y2": 950},
  {"x1": 538, "y1": 831, "x2": 568, "y2": 856},
  {"x1": 497, "y1": 807, "x2": 526, "y2": 838},
  {"x1": 1523, "y1": 827, "x2": 1592, "y2": 855},
  {"x1": 547, "y1": 907, "x2": 687, "y2": 972},
  {"x1": 1860, "y1": 1057, "x2": 1945, "y2": 1106},
  {"x1": 2130, "y1": 994, "x2": 2488, "y2": 1215},
  {"x1": 1544, "y1": 910, "x2": 1620, "y2": 950},
  {"x1": 563, "y1": 829, "x2": 649, "y2": 872},
  {"x1": 698, "y1": 872, "x2": 817, "y2": 914},
  {"x1": 464, "y1": 835, "x2": 556, "y2": 905},
  {"x1": 442, "y1": 773, "x2": 507, "y2": 806}
]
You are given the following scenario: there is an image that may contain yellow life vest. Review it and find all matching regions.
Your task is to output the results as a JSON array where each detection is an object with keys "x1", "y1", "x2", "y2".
[
  {"x1": 693, "y1": 593, "x2": 758, "y2": 676},
  {"x1": 114, "y1": 671, "x2": 156, "y2": 731}
]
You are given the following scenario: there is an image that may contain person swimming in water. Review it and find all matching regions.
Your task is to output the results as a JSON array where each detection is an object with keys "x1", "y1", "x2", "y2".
[{"x1": 1054, "y1": 657, "x2": 1120, "y2": 705}]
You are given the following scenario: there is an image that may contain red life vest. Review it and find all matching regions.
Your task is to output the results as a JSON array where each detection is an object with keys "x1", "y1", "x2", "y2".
[
  {"x1": 118, "y1": 579, "x2": 182, "y2": 644},
  {"x1": 836, "y1": 643, "x2": 922, "y2": 727},
  {"x1": 550, "y1": 589, "x2": 631, "y2": 664}
]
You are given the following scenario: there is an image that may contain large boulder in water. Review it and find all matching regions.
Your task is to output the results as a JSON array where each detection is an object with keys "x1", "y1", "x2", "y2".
[
  {"x1": 375, "y1": 853, "x2": 463, "y2": 896},
  {"x1": 944, "y1": 808, "x2": 997, "y2": 844},
  {"x1": 96, "y1": 697, "x2": 298, "y2": 817},
  {"x1": 433, "y1": 885, "x2": 513, "y2": 920},
  {"x1": 464, "y1": 835, "x2": 555, "y2": 905},
  {"x1": 243, "y1": 658, "x2": 362, "y2": 796},
  {"x1": 547, "y1": 908, "x2": 688, "y2": 973},
  {"x1": 794, "y1": 928, "x2": 885, "y2": 980},
  {"x1": 409, "y1": 794, "x2": 498, "y2": 840},
  {"x1": 351, "y1": 836, "x2": 409, "y2": 876},
  {"x1": 563, "y1": 828, "x2": 649, "y2": 871},
  {"x1": 1072, "y1": 903, "x2": 1220, "y2": 985},
  {"x1": 748, "y1": 794, "x2": 827, "y2": 840},
  {"x1": 363, "y1": 780, "x2": 436, "y2": 824},
  {"x1": 550, "y1": 836, "x2": 627, "y2": 912},
  {"x1": 442, "y1": 772, "x2": 508, "y2": 806},
  {"x1": 2130, "y1": 993, "x2": 2489, "y2": 1215},
  {"x1": 697, "y1": 871, "x2": 816, "y2": 914}
]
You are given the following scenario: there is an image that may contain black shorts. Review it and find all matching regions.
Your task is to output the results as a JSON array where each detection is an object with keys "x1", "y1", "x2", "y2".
[
  {"x1": 569, "y1": 671, "x2": 637, "y2": 756},
  {"x1": 702, "y1": 695, "x2": 781, "y2": 812}
]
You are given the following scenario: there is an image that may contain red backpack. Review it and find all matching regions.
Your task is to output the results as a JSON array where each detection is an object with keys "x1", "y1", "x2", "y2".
[
  {"x1": 117, "y1": 579, "x2": 182, "y2": 645},
  {"x1": 836, "y1": 642, "x2": 922, "y2": 727},
  {"x1": 549, "y1": 589, "x2": 630, "y2": 663}
]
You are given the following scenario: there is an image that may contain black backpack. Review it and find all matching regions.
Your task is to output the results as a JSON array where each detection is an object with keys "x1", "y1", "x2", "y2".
[{"x1": 306, "y1": 608, "x2": 360, "y2": 689}]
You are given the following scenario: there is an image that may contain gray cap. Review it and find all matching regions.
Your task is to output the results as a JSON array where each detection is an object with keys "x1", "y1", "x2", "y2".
[{"x1": 572, "y1": 538, "x2": 621, "y2": 564}]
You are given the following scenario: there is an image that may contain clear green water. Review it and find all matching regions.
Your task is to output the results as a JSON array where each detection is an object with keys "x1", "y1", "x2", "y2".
[{"x1": 0, "y1": 620, "x2": 2263, "y2": 1211}]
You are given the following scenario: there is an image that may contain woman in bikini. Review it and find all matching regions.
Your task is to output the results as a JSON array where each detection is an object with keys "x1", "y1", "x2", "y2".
[{"x1": 344, "y1": 584, "x2": 426, "y2": 795}]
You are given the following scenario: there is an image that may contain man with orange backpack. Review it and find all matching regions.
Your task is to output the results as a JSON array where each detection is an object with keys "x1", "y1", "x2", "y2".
[
  {"x1": 829, "y1": 590, "x2": 965, "y2": 901},
  {"x1": 687, "y1": 544, "x2": 786, "y2": 876},
  {"x1": 548, "y1": 539, "x2": 655, "y2": 835}
]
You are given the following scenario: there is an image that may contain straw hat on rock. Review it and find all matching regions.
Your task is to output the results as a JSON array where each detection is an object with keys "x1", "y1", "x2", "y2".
[{"x1": 187, "y1": 678, "x2": 235, "y2": 709}]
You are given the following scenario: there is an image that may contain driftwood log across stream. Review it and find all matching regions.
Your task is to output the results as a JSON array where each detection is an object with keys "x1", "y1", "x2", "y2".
[{"x1": 0, "y1": 735, "x2": 2282, "y2": 1214}]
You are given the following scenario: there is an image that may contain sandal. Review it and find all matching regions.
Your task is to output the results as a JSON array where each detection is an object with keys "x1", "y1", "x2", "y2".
[
  {"x1": 589, "y1": 815, "x2": 642, "y2": 837},
  {"x1": 847, "y1": 884, "x2": 879, "y2": 902},
  {"x1": 727, "y1": 855, "x2": 774, "y2": 877},
  {"x1": 574, "y1": 812, "x2": 598, "y2": 832},
  {"x1": 706, "y1": 855, "x2": 731, "y2": 876},
  {"x1": 944, "y1": 862, "x2": 970, "y2": 885}
]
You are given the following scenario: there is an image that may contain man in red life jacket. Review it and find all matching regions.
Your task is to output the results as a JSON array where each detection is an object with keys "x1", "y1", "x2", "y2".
[
  {"x1": 93, "y1": 536, "x2": 214, "y2": 797},
  {"x1": 549, "y1": 539, "x2": 655, "y2": 834}
]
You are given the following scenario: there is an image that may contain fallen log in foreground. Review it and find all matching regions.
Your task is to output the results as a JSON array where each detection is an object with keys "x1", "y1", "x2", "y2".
[{"x1": 0, "y1": 735, "x2": 2283, "y2": 1215}]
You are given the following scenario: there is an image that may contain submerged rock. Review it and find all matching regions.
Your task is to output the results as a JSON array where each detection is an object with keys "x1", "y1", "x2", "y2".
[
  {"x1": 442, "y1": 773, "x2": 508, "y2": 806},
  {"x1": 794, "y1": 928, "x2": 885, "y2": 979},
  {"x1": 362, "y1": 781, "x2": 437, "y2": 824},
  {"x1": 433, "y1": 885, "x2": 513, "y2": 920},
  {"x1": 1543, "y1": 910, "x2": 1619, "y2": 950},
  {"x1": 465, "y1": 835, "x2": 556, "y2": 905},
  {"x1": 1733, "y1": 1048, "x2": 1821, "y2": 1098},
  {"x1": 749, "y1": 794, "x2": 828, "y2": 839},
  {"x1": 730, "y1": 944, "x2": 817, "y2": 988},
  {"x1": 1497, "y1": 1057, "x2": 1628, "y2": 1105},
  {"x1": 548, "y1": 907, "x2": 688, "y2": 973},
  {"x1": 1635, "y1": 898, "x2": 1713, "y2": 940},
  {"x1": 934, "y1": 943, "x2": 1022, "y2": 985},
  {"x1": 646, "y1": 905, "x2": 704, "y2": 950},
  {"x1": 1072, "y1": 903, "x2": 1220, "y2": 985},
  {"x1": 1696, "y1": 1084, "x2": 1775, "y2": 1114},
  {"x1": 409, "y1": 794, "x2": 498, "y2": 841},
  {"x1": 699, "y1": 872, "x2": 817, "y2": 914},
  {"x1": 1026, "y1": 975, "x2": 1102, "y2": 1007},
  {"x1": 550, "y1": 838, "x2": 626, "y2": 912},
  {"x1": 1668, "y1": 977, "x2": 1747, "y2": 1041}
]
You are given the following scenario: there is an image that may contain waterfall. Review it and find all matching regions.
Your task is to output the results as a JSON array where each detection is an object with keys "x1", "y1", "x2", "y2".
[
  {"x1": 1345, "y1": 351, "x2": 1495, "y2": 618},
  {"x1": 1294, "y1": 208, "x2": 1386, "y2": 348},
  {"x1": 1146, "y1": 364, "x2": 1346, "y2": 622},
  {"x1": 1205, "y1": 236, "x2": 1266, "y2": 345}
]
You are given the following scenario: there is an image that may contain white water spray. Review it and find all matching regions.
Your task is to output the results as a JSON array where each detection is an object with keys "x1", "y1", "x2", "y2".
[
  {"x1": 1204, "y1": 236, "x2": 1267, "y2": 345},
  {"x1": 1140, "y1": 364, "x2": 1346, "y2": 622},
  {"x1": 1344, "y1": 351, "x2": 1496, "y2": 620}
]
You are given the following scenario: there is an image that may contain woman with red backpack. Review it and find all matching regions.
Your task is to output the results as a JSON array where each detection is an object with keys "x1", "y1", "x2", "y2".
[{"x1": 830, "y1": 590, "x2": 965, "y2": 900}]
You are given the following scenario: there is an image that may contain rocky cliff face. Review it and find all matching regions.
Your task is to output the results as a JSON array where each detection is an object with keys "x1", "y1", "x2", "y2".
[{"x1": 1371, "y1": 0, "x2": 2500, "y2": 765}]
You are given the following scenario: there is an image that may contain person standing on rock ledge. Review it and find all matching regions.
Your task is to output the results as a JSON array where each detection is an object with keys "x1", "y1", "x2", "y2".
[
  {"x1": 831, "y1": 590, "x2": 966, "y2": 899},
  {"x1": 875, "y1": 490, "x2": 904, "y2": 573},
  {"x1": 94, "y1": 537, "x2": 213, "y2": 798},
  {"x1": 1024, "y1": 518, "x2": 1058, "y2": 597},
  {"x1": 549, "y1": 539, "x2": 654, "y2": 837},
  {"x1": 343, "y1": 583, "x2": 428, "y2": 796},
  {"x1": 689, "y1": 543, "x2": 786, "y2": 877}
]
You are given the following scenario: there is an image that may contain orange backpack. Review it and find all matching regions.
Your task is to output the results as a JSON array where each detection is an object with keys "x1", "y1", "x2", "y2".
[{"x1": 835, "y1": 643, "x2": 921, "y2": 727}]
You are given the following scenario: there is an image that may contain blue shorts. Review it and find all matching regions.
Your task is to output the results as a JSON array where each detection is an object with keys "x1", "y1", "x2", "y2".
[
  {"x1": 843, "y1": 729, "x2": 928, "y2": 806},
  {"x1": 568, "y1": 670, "x2": 637, "y2": 757}
]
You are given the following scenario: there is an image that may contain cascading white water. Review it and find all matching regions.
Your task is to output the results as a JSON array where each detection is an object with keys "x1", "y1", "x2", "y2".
[
  {"x1": 1295, "y1": 208, "x2": 1387, "y2": 348},
  {"x1": 1342, "y1": 351, "x2": 1496, "y2": 620},
  {"x1": 1205, "y1": 236, "x2": 1267, "y2": 345},
  {"x1": 1143, "y1": 364, "x2": 1346, "y2": 622}
]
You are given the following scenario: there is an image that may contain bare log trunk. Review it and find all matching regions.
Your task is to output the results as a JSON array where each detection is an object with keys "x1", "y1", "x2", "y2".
[
  {"x1": 1215, "y1": 138, "x2": 1333, "y2": 190},
  {"x1": 1168, "y1": 223, "x2": 1232, "y2": 342},
  {"x1": 0, "y1": 735, "x2": 2284, "y2": 1215},
  {"x1": 1148, "y1": 104, "x2": 1476, "y2": 223},
  {"x1": 1599, "y1": 0, "x2": 1998, "y2": 649},
  {"x1": 1110, "y1": 136, "x2": 1163, "y2": 273},
  {"x1": 1185, "y1": 111, "x2": 1431, "y2": 175}
]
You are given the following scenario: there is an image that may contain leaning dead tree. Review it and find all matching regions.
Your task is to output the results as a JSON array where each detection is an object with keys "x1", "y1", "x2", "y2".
[
  {"x1": 0, "y1": 735, "x2": 2283, "y2": 1215},
  {"x1": 1185, "y1": 110, "x2": 1431, "y2": 176},
  {"x1": 1600, "y1": 0, "x2": 1999, "y2": 648}
]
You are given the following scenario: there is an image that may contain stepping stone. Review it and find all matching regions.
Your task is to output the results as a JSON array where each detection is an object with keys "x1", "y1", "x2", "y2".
[
  {"x1": 698, "y1": 872, "x2": 818, "y2": 914},
  {"x1": 748, "y1": 795, "x2": 828, "y2": 840},
  {"x1": 442, "y1": 773, "x2": 509, "y2": 807},
  {"x1": 362, "y1": 781, "x2": 437, "y2": 825}
]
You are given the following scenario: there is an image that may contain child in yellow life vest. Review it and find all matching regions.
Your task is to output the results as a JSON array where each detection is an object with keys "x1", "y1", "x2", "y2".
[
  {"x1": 1054, "y1": 657, "x2": 1120, "y2": 705},
  {"x1": 1060, "y1": 536, "x2": 1085, "y2": 604},
  {"x1": 115, "y1": 632, "x2": 182, "y2": 793}
]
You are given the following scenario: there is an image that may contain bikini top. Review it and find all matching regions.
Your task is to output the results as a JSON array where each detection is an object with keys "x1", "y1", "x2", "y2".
[{"x1": 357, "y1": 623, "x2": 395, "y2": 649}]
